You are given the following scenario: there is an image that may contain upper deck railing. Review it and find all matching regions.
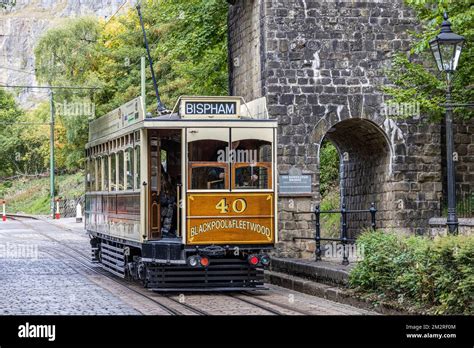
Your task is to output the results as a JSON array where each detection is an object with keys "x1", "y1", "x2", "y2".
[{"x1": 88, "y1": 95, "x2": 271, "y2": 143}]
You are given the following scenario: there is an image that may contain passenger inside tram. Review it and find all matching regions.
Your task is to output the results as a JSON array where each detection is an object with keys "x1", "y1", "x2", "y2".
[
  {"x1": 157, "y1": 135, "x2": 181, "y2": 239},
  {"x1": 160, "y1": 167, "x2": 177, "y2": 238},
  {"x1": 207, "y1": 167, "x2": 225, "y2": 189},
  {"x1": 235, "y1": 167, "x2": 259, "y2": 188}
]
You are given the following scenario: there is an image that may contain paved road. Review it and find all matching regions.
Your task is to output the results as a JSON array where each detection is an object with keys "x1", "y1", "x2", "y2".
[{"x1": 0, "y1": 218, "x2": 375, "y2": 315}]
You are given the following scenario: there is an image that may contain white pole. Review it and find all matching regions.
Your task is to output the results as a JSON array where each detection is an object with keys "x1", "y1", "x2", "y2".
[
  {"x1": 55, "y1": 199, "x2": 60, "y2": 220},
  {"x1": 76, "y1": 203, "x2": 83, "y2": 223}
]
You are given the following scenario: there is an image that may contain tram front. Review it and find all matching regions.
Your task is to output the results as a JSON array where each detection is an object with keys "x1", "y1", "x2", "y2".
[{"x1": 143, "y1": 96, "x2": 278, "y2": 290}]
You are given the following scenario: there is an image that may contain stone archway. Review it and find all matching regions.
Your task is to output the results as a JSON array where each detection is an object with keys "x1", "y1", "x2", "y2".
[{"x1": 317, "y1": 118, "x2": 393, "y2": 238}]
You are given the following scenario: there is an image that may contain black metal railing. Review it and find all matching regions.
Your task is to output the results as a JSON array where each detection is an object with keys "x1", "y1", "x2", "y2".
[
  {"x1": 440, "y1": 190, "x2": 473, "y2": 218},
  {"x1": 294, "y1": 203, "x2": 377, "y2": 265}
]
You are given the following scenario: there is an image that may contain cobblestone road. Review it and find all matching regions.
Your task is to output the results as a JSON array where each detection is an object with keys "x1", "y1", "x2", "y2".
[{"x1": 0, "y1": 218, "x2": 375, "y2": 315}]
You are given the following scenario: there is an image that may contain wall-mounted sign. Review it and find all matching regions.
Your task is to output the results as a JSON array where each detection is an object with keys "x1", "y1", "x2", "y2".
[
  {"x1": 89, "y1": 96, "x2": 144, "y2": 141},
  {"x1": 180, "y1": 97, "x2": 241, "y2": 119},
  {"x1": 279, "y1": 175, "x2": 312, "y2": 194}
]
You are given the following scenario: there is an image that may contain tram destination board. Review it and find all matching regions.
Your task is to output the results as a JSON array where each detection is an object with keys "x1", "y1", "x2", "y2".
[
  {"x1": 186, "y1": 193, "x2": 274, "y2": 244},
  {"x1": 279, "y1": 175, "x2": 312, "y2": 194},
  {"x1": 180, "y1": 97, "x2": 241, "y2": 119}
]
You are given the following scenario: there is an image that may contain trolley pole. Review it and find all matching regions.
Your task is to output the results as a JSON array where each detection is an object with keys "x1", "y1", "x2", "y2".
[
  {"x1": 141, "y1": 56, "x2": 146, "y2": 113},
  {"x1": 49, "y1": 88, "x2": 56, "y2": 219},
  {"x1": 136, "y1": 3, "x2": 167, "y2": 114}
]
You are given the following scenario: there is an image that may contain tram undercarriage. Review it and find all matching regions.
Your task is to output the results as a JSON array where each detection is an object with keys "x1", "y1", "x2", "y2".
[{"x1": 90, "y1": 236, "x2": 268, "y2": 291}]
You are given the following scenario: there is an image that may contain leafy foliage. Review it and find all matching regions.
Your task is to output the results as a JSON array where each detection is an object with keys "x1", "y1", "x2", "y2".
[
  {"x1": 384, "y1": 0, "x2": 473, "y2": 120},
  {"x1": 319, "y1": 140, "x2": 340, "y2": 197},
  {"x1": 30, "y1": 0, "x2": 229, "y2": 172},
  {"x1": 350, "y1": 230, "x2": 474, "y2": 314},
  {"x1": 0, "y1": 89, "x2": 26, "y2": 177},
  {"x1": 319, "y1": 189, "x2": 340, "y2": 238},
  {"x1": 35, "y1": 0, "x2": 228, "y2": 114},
  {"x1": 1, "y1": 173, "x2": 84, "y2": 214},
  {"x1": 318, "y1": 140, "x2": 341, "y2": 237}
]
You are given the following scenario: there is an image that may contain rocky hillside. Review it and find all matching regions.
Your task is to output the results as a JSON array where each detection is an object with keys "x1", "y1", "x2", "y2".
[{"x1": 0, "y1": 0, "x2": 129, "y2": 109}]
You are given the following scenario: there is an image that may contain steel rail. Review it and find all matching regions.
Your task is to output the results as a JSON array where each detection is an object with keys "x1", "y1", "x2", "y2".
[
  {"x1": 239, "y1": 291, "x2": 314, "y2": 315},
  {"x1": 8, "y1": 214, "x2": 294, "y2": 316},
  {"x1": 8, "y1": 215, "x2": 201, "y2": 316}
]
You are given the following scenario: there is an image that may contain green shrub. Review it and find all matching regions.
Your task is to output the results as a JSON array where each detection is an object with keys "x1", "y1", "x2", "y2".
[
  {"x1": 349, "y1": 231, "x2": 474, "y2": 314},
  {"x1": 320, "y1": 188, "x2": 340, "y2": 239},
  {"x1": 319, "y1": 140, "x2": 339, "y2": 197}
]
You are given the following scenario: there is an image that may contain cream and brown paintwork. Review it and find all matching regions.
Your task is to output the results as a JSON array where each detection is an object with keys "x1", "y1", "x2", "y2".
[{"x1": 85, "y1": 96, "x2": 278, "y2": 247}]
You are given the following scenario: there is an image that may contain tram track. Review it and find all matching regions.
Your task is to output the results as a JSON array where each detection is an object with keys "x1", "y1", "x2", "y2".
[
  {"x1": 9, "y1": 214, "x2": 209, "y2": 316},
  {"x1": 7, "y1": 214, "x2": 313, "y2": 316},
  {"x1": 226, "y1": 294, "x2": 284, "y2": 315},
  {"x1": 237, "y1": 291, "x2": 314, "y2": 315}
]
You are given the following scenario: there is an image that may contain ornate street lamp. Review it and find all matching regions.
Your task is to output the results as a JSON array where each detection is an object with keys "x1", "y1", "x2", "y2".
[{"x1": 429, "y1": 12, "x2": 465, "y2": 234}]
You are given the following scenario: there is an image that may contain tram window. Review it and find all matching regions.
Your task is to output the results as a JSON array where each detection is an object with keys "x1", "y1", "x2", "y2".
[
  {"x1": 187, "y1": 128, "x2": 229, "y2": 190},
  {"x1": 85, "y1": 159, "x2": 91, "y2": 192},
  {"x1": 231, "y1": 128, "x2": 273, "y2": 190},
  {"x1": 135, "y1": 145, "x2": 141, "y2": 190},
  {"x1": 111, "y1": 153, "x2": 117, "y2": 191},
  {"x1": 91, "y1": 158, "x2": 96, "y2": 192},
  {"x1": 103, "y1": 155, "x2": 109, "y2": 191},
  {"x1": 234, "y1": 164, "x2": 270, "y2": 189},
  {"x1": 97, "y1": 157, "x2": 103, "y2": 191},
  {"x1": 118, "y1": 151, "x2": 125, "y2": 190},
  {"x1": 161, "y1": 149, "x2": 167, "y2": 172},
  {"x1": 126, "y1": 147, "x2": 134, "y2": 190}
]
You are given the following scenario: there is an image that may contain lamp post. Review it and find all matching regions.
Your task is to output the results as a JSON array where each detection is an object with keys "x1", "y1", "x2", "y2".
[{"x1": 429, "y1": 12, "x2": 465, "y2": 234}]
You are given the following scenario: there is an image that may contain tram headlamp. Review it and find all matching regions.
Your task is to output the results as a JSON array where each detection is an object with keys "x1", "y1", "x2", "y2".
[
  {"x1": 200, "y1": 256, "x2": 210, "y2": 267},
  {"x1": 248, "y1": 255, "x2": 259, "y2": 266},
  {"x1": 260, "y1": 254, "x2": 270, "y2": 266},
  {"x1": 187, "y1": 255, "x2": 200, "y2": 267}
]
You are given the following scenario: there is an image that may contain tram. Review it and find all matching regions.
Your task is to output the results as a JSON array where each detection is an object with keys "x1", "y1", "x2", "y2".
[{"x1": 85, "y1": 96, "x2": 278, "y2": 290}]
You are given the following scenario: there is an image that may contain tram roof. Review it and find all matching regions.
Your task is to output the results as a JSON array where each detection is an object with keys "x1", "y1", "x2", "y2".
[{"x1": 86, "y1": 96, "x2": 278, "y2": 148}]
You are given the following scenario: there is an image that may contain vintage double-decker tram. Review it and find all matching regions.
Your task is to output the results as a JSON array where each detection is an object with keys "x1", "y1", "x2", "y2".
[{"x1": 85, "y1": 96, "x2": 278, "y2": 290}]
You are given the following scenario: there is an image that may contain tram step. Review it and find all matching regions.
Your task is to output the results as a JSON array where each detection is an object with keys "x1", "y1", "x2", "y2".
[{"x1": 100, "y1": 241, "x2": 126, "y2": 278}]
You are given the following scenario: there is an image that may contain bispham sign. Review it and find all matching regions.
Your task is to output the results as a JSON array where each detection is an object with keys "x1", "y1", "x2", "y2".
[{"x1": 186, "y1": 193, "x2": 274, "y2": 244}]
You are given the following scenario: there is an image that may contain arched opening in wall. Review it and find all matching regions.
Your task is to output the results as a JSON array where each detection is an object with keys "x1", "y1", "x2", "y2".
[
  {"x1": 320, "y1": 118, "x2": 392, "y2": 239},
  {"x1": 319, "y1": 139, "x2": 341, "y2": 238}
]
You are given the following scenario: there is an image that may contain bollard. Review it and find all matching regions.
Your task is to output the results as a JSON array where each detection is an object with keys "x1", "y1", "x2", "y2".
[
  {"x1": 2, "y1": 200, "x2": 6, "y2": 222},
  {"x1": 55, "y1": 198, "x2": 60, "y2": 220},
  {"x1": 76, "y1": 203, "x2": 83, "y2": 223},
  {"x1": 370, "y1": 202, "x2": 377, "y2": 230}
]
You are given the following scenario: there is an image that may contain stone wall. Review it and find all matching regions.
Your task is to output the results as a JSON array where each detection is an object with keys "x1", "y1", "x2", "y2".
[
  {"x1": 228, "y1": 0, "x2": 472, "y2": 258},
  {"x1": 429, "y1": 218, "x2": 474, "y2": 237},
  {"x1": 228, "y1": 0, "x2": 263, "y2": 102},
  {"x1": 453, "y1": 118, "x2": 474, "y2": 201}
]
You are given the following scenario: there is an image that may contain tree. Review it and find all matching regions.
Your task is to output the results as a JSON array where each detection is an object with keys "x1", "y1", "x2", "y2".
[
  {"x1": 34, "y1": 0, "x2": 229, "y2": 171},
  {"x1": 0, "y1": 88, "x2": 24, "y2": 177},
  {"x1": 384, "y1": 0, "x2": 473, "y2": 120}
]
